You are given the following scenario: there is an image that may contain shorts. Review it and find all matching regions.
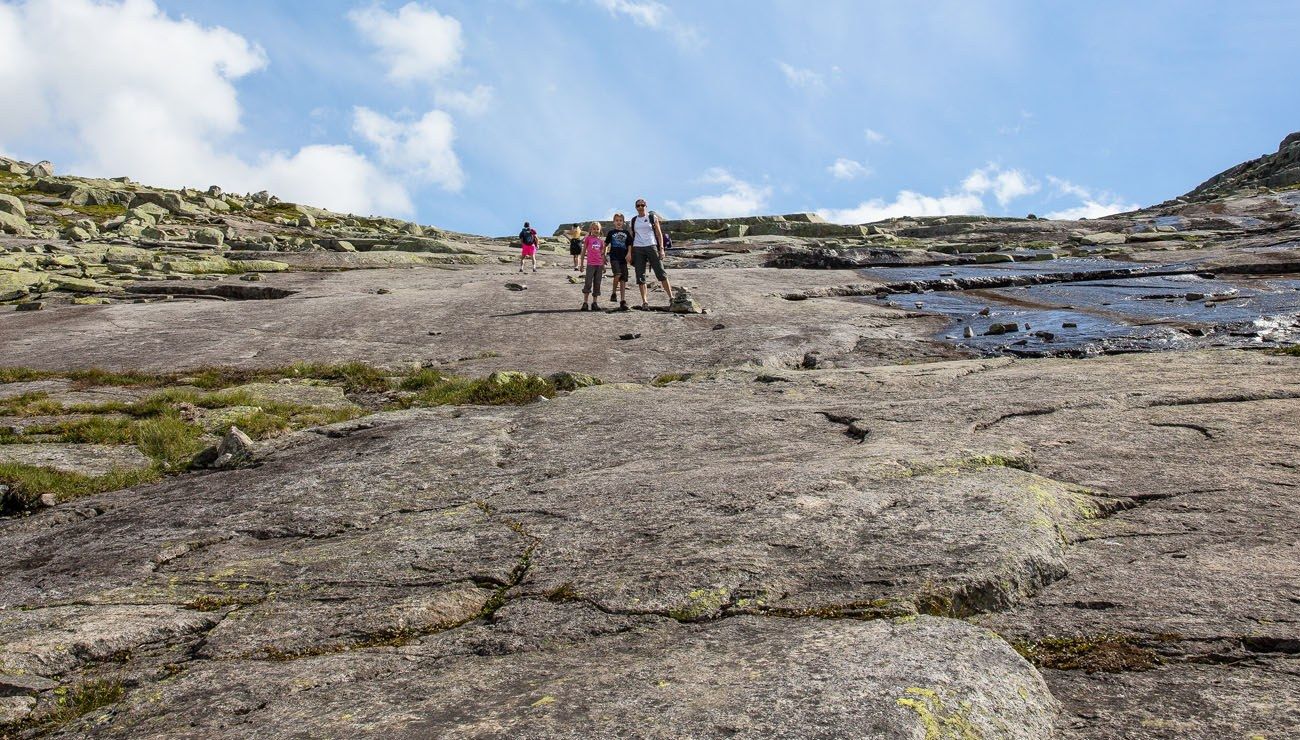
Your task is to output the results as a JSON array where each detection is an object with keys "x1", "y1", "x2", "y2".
[
  {"x1": 609, "y1": 257, "x2": 629, "y2": 283},
  {"x1": 521, "y1": 244, "x2": 537, "y2": 257},
  {"x1": 568, "y1": 241, "x2": 582, "y2": 256},
  {"x1": 632, "y1": 246, "x2": 667, "y2": 285}
]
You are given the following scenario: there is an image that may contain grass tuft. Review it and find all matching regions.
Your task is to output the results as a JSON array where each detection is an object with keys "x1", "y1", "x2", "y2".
[
  {"x1": 0, "y1": 464, "x2": 160, "y2": 515},
  {"x1": 651, "y1": 372, "x2": 690, "y2": 387},
  {"x1": 399, "y1": 373, "x2": 555, "y2": 407},
  {"x1": 133, "y1": 417, "x2": 206, "y2": 470},
  {"x1": 0, "y1": 392, "x2": 64, "y2": 417}
]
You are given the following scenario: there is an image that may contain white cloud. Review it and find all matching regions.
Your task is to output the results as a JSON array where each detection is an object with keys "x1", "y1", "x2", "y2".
[
  {"x1": 0, "y1": 0, "x2": 414, "y2": 216},
  {"x1": 827, "y1": 158, "x2": 872, "y2": 181},
  {"x1": 962, "y1": 165, "x2": 1039, "y2": 206},
  {"x1": 436, "y1": 84, "x2": 494, "y2": 116},
  {"x1": 348, "y1": 2, "x2": 463, "y2": 83},
  {"x1": 818, "y1": 164, "x2": 1038, "y2": 224},
  {"x1": 1046, "y1": 175, "x2": 1092, "y2": 200},
  {"x1": 591, "y1": 0, "x2": 700, "y2": 45},
  {"x1": 254, "y1": 145, "x2": 413, "y2": 216},
  {"x1": 1043, "y1": 177, "x2": 1138, "y2": 219},
  {"x1": 818, "y1": 191, "x2": 985, "y2": 224},
  {"x1": 593, "y1": 0, "x2": 667, "y2": 27},
  {"x1": 666, "y1": 168, "x2": 771, "y2": 219},
  {"x1": 1043, "y1": 201, "x2": 1138, "y2": 220},
  {"x1": 865, "y1": 128, "x2": 888, "y2": 144},
  {"x1": 778, "y1": 61, "x2": 825, "y2": 92},
  {"x1": 353, "y1": 107, "x2": 464, "y2": 191}
]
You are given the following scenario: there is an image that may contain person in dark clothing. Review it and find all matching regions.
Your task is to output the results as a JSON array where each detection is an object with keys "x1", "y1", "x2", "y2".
[
  {"x1": 518, "y1": 221, "x2": 539, "y2": 273},
  {"x1": 604, "y1": 212, "x2": 632, "y2": 310},
  {"x1": 566, "y1": 226, "x2": 584, "y2": 271}
]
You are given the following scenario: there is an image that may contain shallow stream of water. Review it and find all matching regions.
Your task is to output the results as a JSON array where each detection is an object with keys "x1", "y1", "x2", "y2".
[{"x1": 858, "y1": 259, "x2": 1300, "y2": 356}]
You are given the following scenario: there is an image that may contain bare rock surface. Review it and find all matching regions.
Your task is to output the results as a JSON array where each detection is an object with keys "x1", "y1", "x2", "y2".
[
  {"x1": 0, "y1": 443, "x2": 150, "y2": 476},
  {"x1": 0, "y1": 350, "x2": 1297, "y2": 736},
  {"x1": 0, "y1": 266, "x2": 965, "y2": 380}
]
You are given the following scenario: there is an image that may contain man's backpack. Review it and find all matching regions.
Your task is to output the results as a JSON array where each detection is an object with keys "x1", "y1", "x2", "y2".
[{"x1": 520, "y1": 228, "x2": 536, "y2": 246}]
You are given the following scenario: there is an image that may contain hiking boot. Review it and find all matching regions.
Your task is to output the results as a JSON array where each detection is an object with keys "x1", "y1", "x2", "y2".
[
  {"x1": 579, "y1": 303, "x2": 589, "y2": 311},
  {"x1": 592, "y1": 302, "x2": 600, "y2": 311},
  {"x1": 620, "y1": 301, "x2": 629, "y2": 311}
]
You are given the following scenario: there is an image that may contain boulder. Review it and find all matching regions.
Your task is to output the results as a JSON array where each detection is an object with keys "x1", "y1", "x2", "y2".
[
  {"x1": 0, "y1": 271, "x2": 47, "y2": 301},
  {"x1": 127, "y1": 190, "x2": 202, "y2": 217},
  {"x1": 48, "y1": 275, "x2": 115, "y2": 294},
  {"x1": 486, "y1": 371, "x2": 536, "y2": 386},
  {"x1": 26, "y1": 160, "x2": 53, "y2": 177},
  {"x1": 196, "y1": 426, "x2": 256, "y2": 469},
  {"x1": 0, "y1": 210, "x2": 31, "y2": 236},
  {"x1": 193, "y1": 227, "x2": 225, "y2": 247},
  {"x1": 231, "y1": 259, "x2": 289, "y2": 273},
  {"x1": 0, "y1": 193, "x2": 27, "y2": 218},
  {"x1": 548, "y1": 371, "x2": 602, "y2": 391},
  {"x1": 129, "y1": 203, "x2": 169, "y2": 223},
  {"x1": 1081, "y1": 232, "x2": 1127, "y2": 246}
]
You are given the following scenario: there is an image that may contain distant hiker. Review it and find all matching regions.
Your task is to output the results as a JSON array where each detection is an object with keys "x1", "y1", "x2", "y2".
[
  {"x1": 629, "y1": 199, "x2": 672, "y2": 309},
  {"x1": 605, "y1": 212, "x2": 632, "y2": 310},
  {"x1": 519, "y1": 221, "x2": 539, "y2": 273},
  {"x1": 580, "y1": 221, "x2": 606, "y2": 311},
  {"x1": 567, "y1": 225, "x2": 585, "y2": 271}
]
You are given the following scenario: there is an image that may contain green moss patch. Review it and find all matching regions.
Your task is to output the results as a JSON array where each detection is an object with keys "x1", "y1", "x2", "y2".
[
  {"x1": 1, "y1": 363, "x2": 586, "y2": 515},
  {"x1": 1012, "y1": 634, "x2": 1161, "y2": 672},
  {"x1": 0, "y1": 678, "x2": 126, "y2": 735},
  {"x1": 397, "y1": 371, "x2": 556, "y2": 407},
  {"x1": 651, "y1": 372, "x2": 691, "y2": 387},
  {"x1": 66, "y1": 203, "x2": 127, "y2": 220}
]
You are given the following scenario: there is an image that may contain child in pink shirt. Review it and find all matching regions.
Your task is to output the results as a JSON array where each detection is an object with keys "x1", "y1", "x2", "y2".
[{"x1": 580, "y1": 221, "x2": 606, "y2": 311}]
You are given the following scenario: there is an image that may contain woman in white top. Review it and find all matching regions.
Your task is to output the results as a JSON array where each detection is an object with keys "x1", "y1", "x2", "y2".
[{"x1": 627, "y1": 198, "x2": 673, "y2": 309}]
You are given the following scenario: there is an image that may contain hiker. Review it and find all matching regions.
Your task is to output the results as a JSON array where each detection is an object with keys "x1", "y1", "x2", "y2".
[
  {"x1": 518, "y1": 221, "x2": 539, "y2": 273},
  {"x1": 580, "y1": 221, "x2": 605, "y2": 311},
  {"x1": 605, "y1": 212, "x2": 632, "y2": 310},
  {"x1": 567, "y1": 225, "x2": 585, "y2": 271},
  {"x1": 629, "y1": 199, "x2": 672, "y2": 309}
]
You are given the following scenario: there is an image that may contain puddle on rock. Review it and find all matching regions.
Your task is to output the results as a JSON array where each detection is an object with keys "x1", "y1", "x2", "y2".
[{"x1": 858, "y1": 260, "x2": 1300, "y2": 357}]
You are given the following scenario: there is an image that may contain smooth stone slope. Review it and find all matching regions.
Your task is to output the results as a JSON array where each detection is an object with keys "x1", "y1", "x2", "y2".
[{"x1": 1, "y1": 350, "x2": 1297, "y2": 736}]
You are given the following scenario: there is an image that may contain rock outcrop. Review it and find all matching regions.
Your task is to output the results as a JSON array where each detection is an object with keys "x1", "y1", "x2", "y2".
[
  {"x1": 1183, "y1": 130, "x2": 1300, "y2": 200},
  {"x1": 3, "y1": 137, "x2": 1300, "y2": 738}
]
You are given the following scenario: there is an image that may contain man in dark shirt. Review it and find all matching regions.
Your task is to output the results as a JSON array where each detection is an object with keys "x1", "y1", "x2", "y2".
[{"x1": 605, "y1": 212, "x2": 632, "y2": 310}]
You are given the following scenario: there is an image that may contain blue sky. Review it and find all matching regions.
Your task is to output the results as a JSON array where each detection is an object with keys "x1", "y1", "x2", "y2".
[{"x1": 1, "y1": 0, "x2": 1298, "y2": 235}]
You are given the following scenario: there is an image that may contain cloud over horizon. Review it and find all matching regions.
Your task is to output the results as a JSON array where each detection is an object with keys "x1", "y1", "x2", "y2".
[
  {"x1": 0, "y1": 0, "x2": 419, "y2": 215},
  {"x1": 666, "y1": 168, "x2": 772, "y2": 219}
]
